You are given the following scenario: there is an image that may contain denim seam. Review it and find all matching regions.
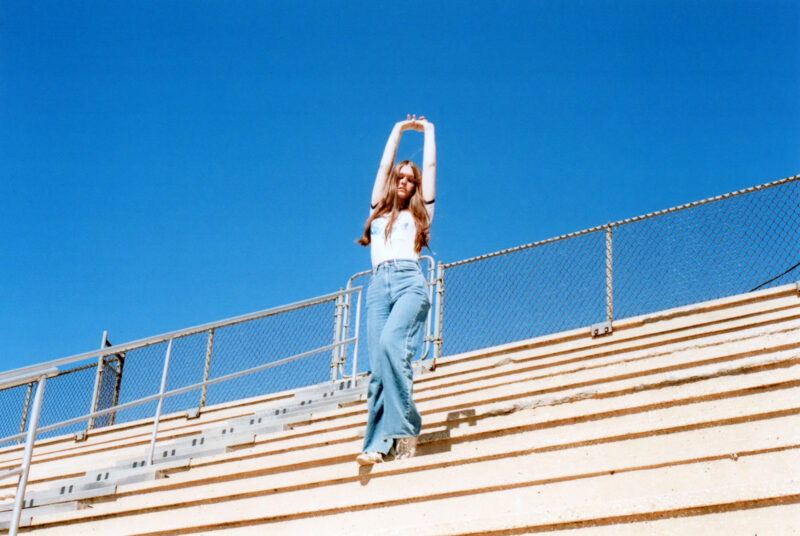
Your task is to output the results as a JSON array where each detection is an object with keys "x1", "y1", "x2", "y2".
[{"x1": 399, "y1": 295, "x2": 426, "y2": 422}]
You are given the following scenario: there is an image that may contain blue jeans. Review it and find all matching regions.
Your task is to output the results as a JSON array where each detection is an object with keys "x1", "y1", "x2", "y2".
[{"x1": 362, "y1": 259, "x2": 431, "y2": 454}]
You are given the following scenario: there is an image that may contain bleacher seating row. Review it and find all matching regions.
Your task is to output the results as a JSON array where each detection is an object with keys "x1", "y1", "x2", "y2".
[{"x1": 0, "y1": 282, "x2": 798, "y2": 534}]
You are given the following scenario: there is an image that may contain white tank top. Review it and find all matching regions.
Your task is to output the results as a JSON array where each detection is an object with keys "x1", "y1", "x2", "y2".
[{"x1": 369, "y1": 204, "x2": 434, "y2": 267}]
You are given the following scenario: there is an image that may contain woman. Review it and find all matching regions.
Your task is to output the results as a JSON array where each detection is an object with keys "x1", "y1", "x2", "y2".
[{"x1": 355, "y1": 115, "x2": 436, "y2": 465}]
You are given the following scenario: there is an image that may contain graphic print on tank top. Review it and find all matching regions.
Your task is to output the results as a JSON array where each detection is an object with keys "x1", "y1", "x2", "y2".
[{"x1": 369, "y1": 205, "x2": 434, "y2": 267}]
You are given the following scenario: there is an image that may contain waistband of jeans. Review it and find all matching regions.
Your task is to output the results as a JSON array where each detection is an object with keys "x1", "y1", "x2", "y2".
[{"x1": 372, "y1": 258, "x2": 420, "y2": 274}]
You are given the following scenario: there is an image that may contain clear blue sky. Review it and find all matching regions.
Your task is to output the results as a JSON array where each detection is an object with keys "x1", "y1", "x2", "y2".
[{"x1": 2, "y1": 0, "x2": 798, "y2": 372}]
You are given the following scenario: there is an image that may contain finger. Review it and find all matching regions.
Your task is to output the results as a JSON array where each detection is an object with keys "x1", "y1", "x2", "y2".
[
  {"x1": 419, "y1": 116, "x2": 425, "y2": 121},
  {"x1": 412, "y1": 114, "x2": 416, "y2": 120},
  {"x1": 406, "y1": 114, "x2": 411, "y2": 120}
]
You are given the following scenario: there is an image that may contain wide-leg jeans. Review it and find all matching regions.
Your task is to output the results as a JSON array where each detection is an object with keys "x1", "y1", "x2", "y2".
[{"x1": 362, "y1": 260, "x2": 431, "y2": 455}]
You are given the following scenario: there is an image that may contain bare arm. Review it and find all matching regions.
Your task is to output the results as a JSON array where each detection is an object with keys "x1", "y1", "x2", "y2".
[
  {"x1": 371, "y1": 121, "x2": 405, "y2": 208},
  {"x1": 370, "y1": 116, "x2": 435, "y2": 209},
  {"x1": 372, "y1": 115, "x2": 431, "y2": 209},
  {"x1": 371, "y1": 124, "x2": 400, "y2": 208},
  {"x1": 420, "y1": 120, "x2": 436, "y2": 203}
]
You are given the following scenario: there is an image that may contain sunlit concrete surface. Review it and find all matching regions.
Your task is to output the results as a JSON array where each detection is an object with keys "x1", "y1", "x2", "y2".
[{"x1": 1, "y1": 283, "x2": 798, "y2": 535}]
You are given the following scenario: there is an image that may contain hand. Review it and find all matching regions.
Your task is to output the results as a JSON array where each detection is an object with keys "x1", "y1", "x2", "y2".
[
  {"x1": 396, "y1": 114, "x2": 429, "y2": 132},
  {"x1": 394, "y1": 117, "x2": 416, "y2": 132}
]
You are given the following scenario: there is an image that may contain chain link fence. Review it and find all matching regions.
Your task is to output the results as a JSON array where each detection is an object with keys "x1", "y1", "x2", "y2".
[
  {"x1": 613, "y1": 178, "x2": 800, "y2": 318},
  {"x1": 204, "y1": 298, "x2": 336, "y2": 405},
  {"x1": 437, "y1": 174, "x2": 800, "y2": 357},
  {"x1": 440, "y1": 231, "x2": 608, "y2": 355},
  {"x1": 1, "y1": 174, "x2": 798, "y2": 447},
  {"x1": 0, "y1": 382, "x2": 32, "y2": 446},
  {"x1": 0, "y1": 289, "x2": 361, "y2": 447}
]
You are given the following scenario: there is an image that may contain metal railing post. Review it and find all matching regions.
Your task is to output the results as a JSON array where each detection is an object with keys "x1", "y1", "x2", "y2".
[
  {"x1": 340, "y1": 291, "x2": 352, "y2": 375},
  {"x1": 419, "y1": 257, "x2": 436, "y2": 360},
  {"x1": 16, "y1": 382, "x2": 33, "y2": 445},
  {"x1": 432, "y1": 261, "x2": 445, "y2": 367},
  {"x1": 87, "y1": 330, "x2": 109, "y2": 431},
  {"x1": 198, "y1": 329, "x2": 214, "y2": 410},
  {"x1": 351, "y1": 288, "x2": 363, "y2": 379},
  {"x1": 330, "y1": 290, "x2": 344, "y2": 381},
  {"x1": 147, "y1": 339, "x2": 173, "y2": 465},
  {"x1": 341, "y1": 271, "x2": 369, "y2": 380},
  {"x1": 605, "y1": 224, "x2": 614, "y2": 324},
  {"x1": 10, "y1": 374, "x2": 49, "y2": 536}
]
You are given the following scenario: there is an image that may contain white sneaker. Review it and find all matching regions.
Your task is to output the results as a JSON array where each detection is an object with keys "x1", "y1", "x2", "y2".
[
  {"x1": 394, "y1": 437, "x2": 418, "y2": 460},
  {"x1": 356, "y1": 451, "x2": 384, "y2": 465}
]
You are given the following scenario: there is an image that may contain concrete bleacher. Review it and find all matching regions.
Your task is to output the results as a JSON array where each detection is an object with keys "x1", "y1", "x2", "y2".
[{"x1": 1, "y1": 282, "x2": 798, "y2": 534}]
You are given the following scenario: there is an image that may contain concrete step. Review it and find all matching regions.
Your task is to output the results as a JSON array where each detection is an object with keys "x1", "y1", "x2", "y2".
[
  {"x1": 27, "y1": 367, "x2": 799, "y2": 531},
  {"x1": 29, "y1": 434, "x2": 800, "y2": 535},
  {"x1": 417, "y1": 303, "x2": 800, "y2": 394}
]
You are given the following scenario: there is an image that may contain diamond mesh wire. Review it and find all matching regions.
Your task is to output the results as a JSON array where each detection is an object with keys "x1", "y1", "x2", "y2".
[
  {"x1": 36, "y1": 361, "x2": 97, "y2": 440},
  {"x1": 92, "y1": 354, "x2": 124, "y2": 428},
  {"x1": 98, "y1": 331, "x2": 209, "y2": 424},
  {"x1": 614, "y1": 179, "x2": 800, "y2": 318},
  {"x1": 161, "y1": 332, "x2": 211, "y2": 415},
  {"x1": 441, "y1": 230, "x2": 607, "y2": 356},
  {"x1": 436, "y1": 175, "x2": 800, "y2": 358},
  {"x1": 0, "y1": 293, "x2": 353, "y2": 446},
  {"x1": 0, "y1": 382, "x2": 31, "y2": 447},
  {"x1": 4, "y1": 175, "x2": 796, "y2": 446},
  {"x1": 112, "y1": 341, "x2": 171, "y2": 424},
  {"x1": 203, "y1": 298, "x2": 337, "y2": 405}
]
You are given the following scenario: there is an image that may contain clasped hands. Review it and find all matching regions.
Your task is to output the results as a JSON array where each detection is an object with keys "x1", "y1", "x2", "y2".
[{"x1": 396, "y1": 114, "x2": 432, "y2": 132}]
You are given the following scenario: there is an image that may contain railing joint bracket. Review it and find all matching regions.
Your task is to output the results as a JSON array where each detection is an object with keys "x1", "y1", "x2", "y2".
[{"x1": 590, "y1": 321, "x2": 613, "y2": 338}]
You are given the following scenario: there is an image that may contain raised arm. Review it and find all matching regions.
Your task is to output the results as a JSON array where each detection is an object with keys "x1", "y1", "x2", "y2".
[
  {"x1": 371, "y1": 121, "x2": 406, "y2": 208},
  {"x1": 371, "y1": 116, "x2": 435, "y2": 209},
  {"x1": 419, "y1": 119, "x2": 436, "y2": 203}
]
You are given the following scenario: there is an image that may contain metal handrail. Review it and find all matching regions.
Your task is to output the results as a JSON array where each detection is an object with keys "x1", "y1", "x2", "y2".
[
  {"x1": 0, "y1": 468, "x2": 22, "y2": 482},
  {"x1": 443, "y1": 172, "x2": 800, "y2": 268},
  {"x1": 0, "y1": 283, "x2": 365, "y2": 534},
  {"x1": 1, "y1": 172, "x2": 796, "y2": 532},
  {"x1": 0, "y1": 307, "x2": 362, "y2": 529},
  {"x1": 0, "y1": 368, "x2": 59, "y2": 391},
  {"x1": 0, "y1": 286, "x2": 365, "y2": 534},
  {"x1": 338, "y1": 256, "x2": 436, "y2": 377},
  {"x1": 0, "y1": 295, "x2": 363, "y2": 447},
  {"x1": 4, "y1": 368, "x2": 57, "y2": 536},
  {"x1": 0, "y1": 288, "x2": 363, "y2": 385}
]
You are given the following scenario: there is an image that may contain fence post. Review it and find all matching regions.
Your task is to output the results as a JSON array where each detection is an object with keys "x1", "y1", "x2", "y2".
[
  {"x1": 198, "y1": 329, "x2": 214, "y2": 410},
  {"x1": 351, "y1": 288, "x2": 363, "y2": 379},
  {"x1": 148, "y1": 339, "x2": 173, "y2": 465},
  {"x1": 330, "y1": 290, "x2": 344, "y2": 381},
  {"x1": 10, "y1": 374, "x2": 49, "y2": 536},
  {"x1": 108, "y1": 352, "x2": 125, "y2": 426},
  {"x1": 605, "y1": 225, "x2": 614, "y2": 324},
  {"x1": 419, "y1": 257, "x2": 437, "y2": 361},
  {"x1": 16, "y1": 382, "x2": 33, "y2": 445},
  {"x1": 432, "y1": 261, "x2": 445, "y2": 367},
  {"x1": 87, "y1": 330, "x2": 109, "y2": 431}
]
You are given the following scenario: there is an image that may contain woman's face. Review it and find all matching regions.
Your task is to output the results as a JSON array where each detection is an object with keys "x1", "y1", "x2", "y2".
[{"x1": 396, "y1": 165, "x2": 416, "y2": 200}]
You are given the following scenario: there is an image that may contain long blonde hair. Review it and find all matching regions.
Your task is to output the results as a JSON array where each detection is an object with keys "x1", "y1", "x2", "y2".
[{"x1": 357, "y1": 160, "x2": 430, "y2": 253}]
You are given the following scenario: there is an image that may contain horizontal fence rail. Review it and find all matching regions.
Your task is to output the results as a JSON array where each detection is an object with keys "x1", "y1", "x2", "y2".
[
  {"x1": 0, "y1": 368, "x2": 59, "y2": 536},
  {"x1": 0, "y1": 287, "x2": 364, "y2": 447},
  {"x1": 0, "y1": 286, "x2": 365, "y2": 535},
  {"x1": 1, "y1": 172, "x2": 798, "y2": 533},
  {"x1": 436, "y1": 173, "x2": 800, "y2": 358},
  {"x1": 3, "y1": 173, "x2": 798, "y2": 443}
]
